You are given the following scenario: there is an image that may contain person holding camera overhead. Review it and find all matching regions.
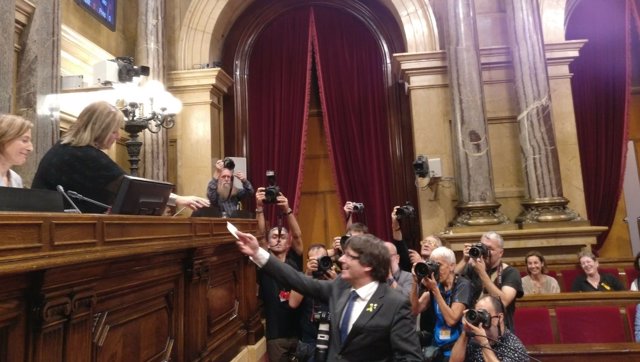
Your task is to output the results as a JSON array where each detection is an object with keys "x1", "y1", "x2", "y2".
[
  {"x1": 254, "y1": 186, "x2": 304, "y2": 361},
  {"x1": 289, "y1": 244, "x2": 336, "y2": 361},
  {"x1": 454, "y1": 232, "x2": 523, "y2": 332},
  {"x1": 205, "y1": 158, "x2": 254, "y2": 216},
  {"x1": 411, "y1": 246, "x2": 473, "y2": 361},
  {"x1": 449, "y1": 295, "x2": 527, "y2": 362}
]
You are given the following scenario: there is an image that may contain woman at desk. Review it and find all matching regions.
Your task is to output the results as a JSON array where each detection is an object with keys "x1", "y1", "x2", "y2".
[
  {"x1": 0, "y1": 114, "x2": 33, "y2": 187},
  {"x1": 32, "y1": 101, "x2": 208, "y2": 213}
]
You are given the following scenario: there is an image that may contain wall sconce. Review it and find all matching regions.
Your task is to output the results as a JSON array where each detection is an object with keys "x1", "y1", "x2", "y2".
[{"x1": 119, "y1": 80, "x2": 181, "y2": 176}]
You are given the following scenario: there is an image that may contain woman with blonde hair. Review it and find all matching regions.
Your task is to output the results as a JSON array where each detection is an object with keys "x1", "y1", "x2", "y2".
[
  {"x1": 0, "y1": 114, "x2": 34, "y2": 187},
  {"x1": 521, "y1": 250, "x2": 560, "y2": 295},
  {"x1": 32, "y1": 101, "x2": 208, "y2": 213}
]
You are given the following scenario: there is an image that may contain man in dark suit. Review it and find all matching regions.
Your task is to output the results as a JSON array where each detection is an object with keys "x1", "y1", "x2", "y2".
[{"x1": 234, "y1": 231, "x2": 422, "y2": 361}]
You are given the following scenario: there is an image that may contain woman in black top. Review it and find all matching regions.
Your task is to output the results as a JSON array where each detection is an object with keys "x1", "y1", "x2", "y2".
[{"x1": 32, "y1": 101, "x2": 208, "y2": 213}]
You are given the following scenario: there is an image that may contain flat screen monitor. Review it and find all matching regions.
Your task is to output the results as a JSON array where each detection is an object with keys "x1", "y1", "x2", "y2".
[
  {"x1": 0, "y1": 187, "x2": 64, "y2": 212},
  {"x1": 75, "y1": 0, "x2": 117, "y2": 31},
  {"x1": 110, "y1": 176, "x2": 173, "y2": 216}
]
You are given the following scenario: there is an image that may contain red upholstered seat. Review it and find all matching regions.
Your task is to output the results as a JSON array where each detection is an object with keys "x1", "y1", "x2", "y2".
[
  {"x1": 559, "y1": 268, "x2": 581, "y2": 292},
  {"x1": 514, "y1": 307, "x2": 554, "y2": 345},
  {"x1": 556, "y1": 306, "x2": 627, "y2": 343},
  {"x1": 626, "y1": 304, "x2": 637, "y2": 338}
]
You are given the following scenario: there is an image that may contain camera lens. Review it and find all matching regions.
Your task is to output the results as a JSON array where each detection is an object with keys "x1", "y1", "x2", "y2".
[
  {"x1": 469, "y1": 243, "x2": 487, "y2": 259},
  {"x1": 465, "y1": 309, "x2": 490, "y2": 327},
  {"x1": 223, "y1": 157, "x2": 235, "y2": 170}
]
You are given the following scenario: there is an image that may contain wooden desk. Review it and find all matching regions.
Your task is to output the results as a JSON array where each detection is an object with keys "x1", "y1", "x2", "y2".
[{"x1": 0, "y1": 213, "x2": 260, "y2": 362}]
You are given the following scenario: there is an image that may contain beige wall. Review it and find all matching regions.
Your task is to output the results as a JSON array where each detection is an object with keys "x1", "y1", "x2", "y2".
[{"x1": 61, "y1": 0, "x2": 137, "y2": 58}]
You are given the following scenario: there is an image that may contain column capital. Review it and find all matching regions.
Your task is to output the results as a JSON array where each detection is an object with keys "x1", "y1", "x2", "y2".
[{"x1": 168, "y1": 68, "x2": 233, "y2": 97}]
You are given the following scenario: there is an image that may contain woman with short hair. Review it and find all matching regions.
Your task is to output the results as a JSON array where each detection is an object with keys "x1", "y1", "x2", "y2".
[{"x1": 571, "y1": 251, "x2": 624, "y2": 292}]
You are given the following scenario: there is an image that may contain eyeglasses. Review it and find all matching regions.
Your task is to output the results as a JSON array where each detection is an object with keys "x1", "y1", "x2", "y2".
[
  {"x1": 343, "y1": 252, "x2": 361, "y2": 260},
  {"x1": 420, "y1": 240, "x2": 438, "y2": 246}
]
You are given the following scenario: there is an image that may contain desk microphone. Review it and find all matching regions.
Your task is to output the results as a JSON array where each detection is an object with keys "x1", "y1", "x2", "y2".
[
  {"x1": 56, "y1": 185, "x2": 82, "y2": 214},
  {"x1": 67, "y1": 190, "x2": 110, "y2": 211}
]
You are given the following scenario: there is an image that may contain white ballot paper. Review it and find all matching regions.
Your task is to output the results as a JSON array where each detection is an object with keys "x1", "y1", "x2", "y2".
[{"x1": 227, "y1": 221, "x2": 239, "y2": 239}]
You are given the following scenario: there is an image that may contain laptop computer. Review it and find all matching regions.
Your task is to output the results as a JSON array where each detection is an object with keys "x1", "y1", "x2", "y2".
[{"x1": 0, "y1": 187, "x2": 65, "y2": 212}]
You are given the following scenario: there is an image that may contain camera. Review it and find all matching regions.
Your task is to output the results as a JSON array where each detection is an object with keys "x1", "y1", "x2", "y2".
[
  {"x1": 412, "y1": 261, "x2": 440, "y2": 280},
  {"x1": 263, "y1": 170, "x2": 280, "y2": 204},
  {"x1": 469, "y1": 243, "x2": 489, "y2": 259},
  {"x1": 465, "y1": 309, "x2": 492, "y2": 328},
  {"x1": 340, "y1": 235, "x2": 350, "y2": 249},
  {"x1": 312, "y1": 256, "x2": 334, "y2": 278},
  {"x1": 223, "y1": 157, "x2": 235, "y2": 170},
  {"x1": 114, "y1": 57, "x2": 150, "y2": 83},
  {"x1": 313, "y1": 310, "x2": 331, "y2": 362},
  {"x1": 351, "y1": 202, "x2": 364, "y2": 213},
  {"x1": 413, "y1": 155, "x2": 429, "y2": 178},
  {"x1": 395, "y1": 201, "x2": 415, "y2": 220}
]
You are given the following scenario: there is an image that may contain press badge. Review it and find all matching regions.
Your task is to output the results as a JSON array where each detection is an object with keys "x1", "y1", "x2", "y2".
[{"x1": 439, "y1": 328, "x2": 451, "y2": 340}]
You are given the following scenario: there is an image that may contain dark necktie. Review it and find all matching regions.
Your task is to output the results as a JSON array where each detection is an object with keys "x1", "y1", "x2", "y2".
[{"x1": 340, "y1": 290, "x2": 359, "y2": 343}]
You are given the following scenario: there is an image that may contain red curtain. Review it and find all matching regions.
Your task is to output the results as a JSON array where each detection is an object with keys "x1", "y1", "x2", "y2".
[
  {"x1": 566, "y1": 0, "x2": 631, "y2": 251},
  {"x1": 247, "y1": 8, "x2": 313, "y2": 223},
  {"x1": 311, "y1": 6, "x2": 393, "y2": 240},
  {"x1": 247, "y1": 6, "x2": 393, "y2": 240}
]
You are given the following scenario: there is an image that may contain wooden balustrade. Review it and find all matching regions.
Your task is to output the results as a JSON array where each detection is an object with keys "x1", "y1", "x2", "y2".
[{"x1": 0, "y1": 212, "x2": 261, "y2": 362}]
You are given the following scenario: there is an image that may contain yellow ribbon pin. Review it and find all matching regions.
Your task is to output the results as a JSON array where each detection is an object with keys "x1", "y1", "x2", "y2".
[{"x1": 366, "y1": 303, "x2": 378, "y2": 312}]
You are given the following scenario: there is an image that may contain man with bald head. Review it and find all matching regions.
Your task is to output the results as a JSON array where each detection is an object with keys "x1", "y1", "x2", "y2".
[{"x1": 385, "y1": 241, "x2": 413, "y2": 297}]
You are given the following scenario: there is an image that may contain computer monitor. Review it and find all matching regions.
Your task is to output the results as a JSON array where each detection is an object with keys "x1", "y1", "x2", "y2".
[
  {"x1": 110, "y1": 175, "x2": 174, "y2": 216},
  {"x1": 0, "y1": 187, "x2": 64, "y2": 212}
]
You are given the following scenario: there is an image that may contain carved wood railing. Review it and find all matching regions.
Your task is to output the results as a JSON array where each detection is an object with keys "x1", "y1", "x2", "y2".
[{"x1": 0, "y1": 213, "x2": 260, "y2": 362}]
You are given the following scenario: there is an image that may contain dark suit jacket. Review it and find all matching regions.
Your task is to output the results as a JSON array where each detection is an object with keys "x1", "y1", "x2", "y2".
[{"x1": 262, "y1": 255, "x2": 422, "y2": 361}]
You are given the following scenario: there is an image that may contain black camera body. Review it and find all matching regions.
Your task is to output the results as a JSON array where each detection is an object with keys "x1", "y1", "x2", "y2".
[
  {"x1": 339, "y1": 235, "x2": 350, "y2": 250},
  {"x1": 312, "y1": 256, "x2": 334, "y2": 278},
  {"x1": 469, "y1": 243, "x2": 489, "y2": 259},
  {"x1": 223, "y1": 157, "x2": 235, "y2": 170},
  {"x1": 114, "y1": 57, "x2": 150, "y2": 83},
  {"x1": 351, "y1": 202, "x2": 364, "y2": 213},
  {"x1": 396, "y1": 201, "x2": 416, "y2": 220},
  {"x1": 413, "y1": 261, "x2": 440, "y2": 280},
  {"x1": 263, "y1": 170, "x2": 280, "y2": 204},
  {"x1": 465, "y1": 309, "x2": 492, "y2": 328},
  {"x1": 312, "y1": 310, "x2": 331, "y2": 323},
  {"x1": 413, "y1": 155, "x2": 429, "y2": 178}
]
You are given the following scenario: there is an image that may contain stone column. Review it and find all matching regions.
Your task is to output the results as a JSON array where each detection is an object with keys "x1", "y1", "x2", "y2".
[
  {"x1": 504, "y1": 0, "x2": 580, "y2": 224},
  {"x1": 136, "y1": 0, "x2": 167, "y2": 181},
  {"x1": 0, "y1": 0, "x2": 15, "y2": 113},
  {"x1": 167, "y1": 68, "x2": 233, "y2": 199},
  {"x1": 445, "y1": 0, "x2": 509, "y2": 226},
  {"x1": 15, "y1": 0, "x2": 60, "y2": 185}
]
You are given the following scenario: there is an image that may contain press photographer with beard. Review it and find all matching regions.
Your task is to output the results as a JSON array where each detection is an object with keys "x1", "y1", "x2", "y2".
[
  {"x1": 454, "y1": 232, "x2": 523, "y2": 332},
  {"x1": 289, "y1": 244, "x2": 337, "y2": 361},
  {"x1": 449, "y1": 295, "x2": 527, "y2": 362},
  {"x1": 205, "y1": 159, "x2": 254, "y2": 216}
]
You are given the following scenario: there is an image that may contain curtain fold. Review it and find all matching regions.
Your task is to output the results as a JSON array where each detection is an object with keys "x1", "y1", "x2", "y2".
[
  {"x1": 311, "y1": 6, "x2": 393, "y2": 240},
  {"x1": 247, "y1": 8, "x2": 313, "y2": 223},
  {"x1": 566, "y1": 0, "x2": 631, "y2": 251}
]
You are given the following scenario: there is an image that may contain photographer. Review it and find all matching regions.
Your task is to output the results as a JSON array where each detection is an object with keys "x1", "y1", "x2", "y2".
[
  {"x1": 289, "y1": 244, "x2": 336, "y2": 362},
  {"x1": 454, "y1": 232, "x2": 523, "y2": 332},
  {"x1": 411, "y1": 247, "x2": 473, "y2": 361},
  {"x1": 449, "y1": 296, "x2": 527, "y2": 362},
  {"x1": 206, "y1": 159, "x2": 254, "y2": 216},
  {"x1": 385, "y1": 242, "x2": 413, "y2": 297},
  {"x1": 328, "y1": 222, "x2": 368, "y2": 262},
  {"x1": 391, "y1": 205, "x2": 416, "y2": 272},
  {"x1": 254, "y1": 188, "x2": 304, "y2": 361}
]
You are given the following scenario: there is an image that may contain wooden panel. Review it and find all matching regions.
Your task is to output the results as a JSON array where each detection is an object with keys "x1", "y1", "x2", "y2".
[{"x1": 0, "y1": 214, "x2": 260, "y2": 362}]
